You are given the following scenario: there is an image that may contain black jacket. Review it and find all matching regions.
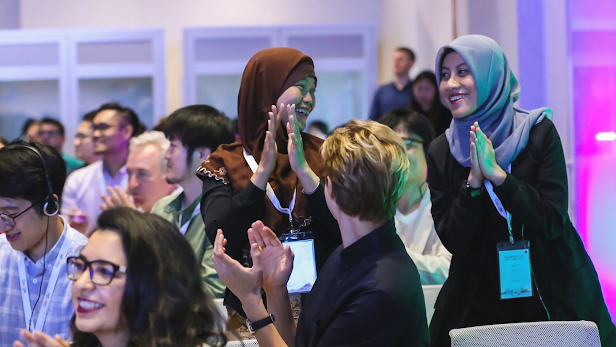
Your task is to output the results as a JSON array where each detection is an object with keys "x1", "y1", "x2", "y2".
[{"x1": 427, "y1": 119, "x2": 615, "y2": 347}]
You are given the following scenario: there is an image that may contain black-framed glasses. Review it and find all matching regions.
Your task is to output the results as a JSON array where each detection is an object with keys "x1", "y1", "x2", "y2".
[
  {"x1": 1, "y1": 202, "x2": 38, "y2": 232},
  {"x1": 401, "y1": 137, "x2": 423, "y2": 150},
  {"x1": 67, "y1": 256, "x2": 127, "y2": 286}
]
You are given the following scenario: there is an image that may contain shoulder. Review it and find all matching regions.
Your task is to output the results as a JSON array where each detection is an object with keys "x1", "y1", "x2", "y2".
[
  {"x1": 66, "y1": 161, "x2": 102, "y2": 183},
  {"x1": 427, "y1": 133, "x2": 451, "y2": 159},
  {"x1": 67, "y1": 226, "x2": 89, "y2": 252},
  {"x1": 151, "y1": 193, "x2": 181, "y2": 215}
]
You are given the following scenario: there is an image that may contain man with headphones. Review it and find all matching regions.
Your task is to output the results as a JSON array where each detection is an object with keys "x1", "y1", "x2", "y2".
[{"x1": 0, "y1": 140, "x2": 88, "y2": 344}]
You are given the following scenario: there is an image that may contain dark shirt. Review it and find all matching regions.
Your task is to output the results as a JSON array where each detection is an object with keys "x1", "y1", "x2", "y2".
[
  {"x1": 296, "y1": 220, "x2": 429, "y2": 347},
  {"x1": 427, "y1": 119, "x2": 616, "y2": 347},
  {"x1": 369, "y1": 81, "x2": 413, "y2": 121}
]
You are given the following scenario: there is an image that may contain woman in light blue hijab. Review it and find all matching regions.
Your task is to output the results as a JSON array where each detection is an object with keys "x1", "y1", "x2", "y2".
[{"x1": 427, "y1": 35, "x2": 614, "y2": 347}]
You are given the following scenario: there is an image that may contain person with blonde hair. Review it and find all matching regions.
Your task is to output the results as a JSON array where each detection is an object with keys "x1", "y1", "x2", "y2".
[{"x1": 213, "y1": 120, "x2": 430, "y2": 347}]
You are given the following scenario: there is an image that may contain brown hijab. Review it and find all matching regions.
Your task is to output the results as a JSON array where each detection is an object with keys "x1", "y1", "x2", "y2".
[{"x1": 197, "y1": 47, "x2": 325, "y2": 235}]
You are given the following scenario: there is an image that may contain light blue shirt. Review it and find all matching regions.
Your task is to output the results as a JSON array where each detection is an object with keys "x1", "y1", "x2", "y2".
[{"x1": 0, "y1": 216, "x2": 88, "y2": 345}]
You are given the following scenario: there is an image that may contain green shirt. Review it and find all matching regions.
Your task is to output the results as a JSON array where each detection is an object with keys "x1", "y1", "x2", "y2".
[{"x1": 151, "y1": 191, "x2": 225, "y2": 298}]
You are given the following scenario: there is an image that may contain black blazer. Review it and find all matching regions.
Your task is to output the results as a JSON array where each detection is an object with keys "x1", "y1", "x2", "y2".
[{"x1": 427, "y1": 119, "x2": 615, "y2": 347}]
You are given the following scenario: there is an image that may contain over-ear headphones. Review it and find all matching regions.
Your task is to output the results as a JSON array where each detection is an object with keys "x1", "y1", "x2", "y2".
[{"x1": 18, "y1": 145, "x2": 59, "y2": 216}]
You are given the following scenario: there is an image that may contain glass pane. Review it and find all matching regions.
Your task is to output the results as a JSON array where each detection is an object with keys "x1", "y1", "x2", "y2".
[
  {"x1": 196, "y1": 74, "x2": 242, "y2": 119},
  {"x1": 0, "y1": 80, "x2": 60, "y2": 141},
  {"x1": 78, "y1": 77, "x2": 154, "y2": 128}
]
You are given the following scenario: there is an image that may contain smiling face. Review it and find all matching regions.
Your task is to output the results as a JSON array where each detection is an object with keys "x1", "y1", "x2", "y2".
[
  {"x1": 72, "y1": 230, "x2": 127, "y2": 339},
  {"x1": 439, "y1": 52, "x2": 478, "y2": 119},
  {"x1": 92, "y1": 110, "x2": 132, "y2": 156},
  {"x1": 0, "y1": 197, "x2": 49, "y2": 255},
  {"x1": 276, "y1": 77, "x2": 316, "y2": 132}
]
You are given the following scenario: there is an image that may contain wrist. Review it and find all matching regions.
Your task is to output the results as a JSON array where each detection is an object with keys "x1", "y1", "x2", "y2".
[
  {"x1": 488, "y1": 168, "x2": 507, "y2": 186},
  {"x1": 467, "y1": 175, "x2": 482, "y2": 189},
  {"x1": 243, "y1": 295, "x2": 268, "y2": 322},
  {"x1": 263, "y1": 284, "x2": 288, "y2": 297}
]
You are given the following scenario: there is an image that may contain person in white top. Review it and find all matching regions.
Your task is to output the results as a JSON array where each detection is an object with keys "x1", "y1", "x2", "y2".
[
  {"x1": 379, "y1": 109, "x2": 452, "y2": 284},
  {"x1": 62, "y1": 103, "x2": 142, "y2": 235},
  {"x1": 0, "y1": 141, "x2": 88, "y2": 345}
]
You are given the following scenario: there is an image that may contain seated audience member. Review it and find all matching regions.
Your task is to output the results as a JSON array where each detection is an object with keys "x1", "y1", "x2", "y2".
[
  {"x1": 369, "y1": 47, "x2": 415, "y2": 120},
  {"x1": 151, "y1": 105, "x2": 234, "y2": 298},
  {"x1": 0, "y1": 141, "x2": 88, "y2": 345},
  {"x1": 0, "y1": 136, "x2": 8, "y2": 148},
  {"x1": 213, "y1": 120, "x2": 430, "y2": 347},
  {"x1": 74, "y1": 111, "x2": 102, "y2": 167},
  {"x1": 306, "y1": 120, "x2": 328, "y2": 140},
  {"x1": 38, "y1": 118, "x2": 85, "y2": 173},
  {"x1": 379, "y1": 109, "x2": 451, "y2": 284},
  {"x1": 20, "y1": 119, "x2": 39, "y2": 142},
  {"x1": 14, "y1": 207, "x2": 227, "y2": 347},
  {"x1": 408, "y1": 71, "x2": 452, "y2": 136},
  {"x1": 62, "y1": 103, "x2": 141, "y2": 235},
  {"x1": 100, "y1": 131, "x2": 176, "y2": 213}
]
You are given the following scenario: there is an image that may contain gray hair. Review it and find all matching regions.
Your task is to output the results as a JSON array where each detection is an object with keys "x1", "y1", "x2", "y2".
[{"x1": 129, "y1": 131, "x2": 169, "y2": 176}]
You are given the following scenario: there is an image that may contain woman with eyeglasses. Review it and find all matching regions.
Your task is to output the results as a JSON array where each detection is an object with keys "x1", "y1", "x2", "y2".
[
  {"x1": 378, "y1": 109, "x2": 451, "y2": 285},
  {"x1": 14, "y1": 207, "x2": 226, "y2": 347}
]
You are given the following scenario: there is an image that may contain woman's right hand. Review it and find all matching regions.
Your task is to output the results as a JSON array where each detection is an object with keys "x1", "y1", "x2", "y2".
[
  {"x1": 468, "y1": 122, "x2": 484, "y2": 188},
  {"x1": 248, "y1": 220, "x2": 294, "y2": 293},
  {"x1": 14, "y1": 330, "x2": 70, "y2": 347},
  {"x1": 251, "y1": 105, "x2": 282, "y2": 190}
]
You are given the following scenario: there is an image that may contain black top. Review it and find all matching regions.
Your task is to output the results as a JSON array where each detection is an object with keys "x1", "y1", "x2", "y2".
[
  {"x1": 200, "y1": 178, "x2": 342, "y2": 313},
  {"x1": 296, "y1": 220, "x2": 429, "y2": 347},
  {"x1": 369, "y1": 81, "x2": 414, "y2": 121},
  {"x1": 427, "y1": 119, "x2": 615, "y2": 347}
]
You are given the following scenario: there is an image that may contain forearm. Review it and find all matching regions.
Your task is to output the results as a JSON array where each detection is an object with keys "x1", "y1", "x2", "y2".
[
  {"x1": 251, "y1": 166, "x2": 272, "y2": 191},
  {"x1": 242, "y1": 295, "x2": 289, "y2": 347},
  {"x1": 296, "y1": 167, "x2": 319, "y2": 194},
  {"x1": 265, "y1": 286, "x2": 296, "y2": 347}
]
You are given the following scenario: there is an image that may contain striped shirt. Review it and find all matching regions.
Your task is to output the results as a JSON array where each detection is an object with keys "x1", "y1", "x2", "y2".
[{"x1": 0, "y1": 216, "x2": 88, "y2": 345}]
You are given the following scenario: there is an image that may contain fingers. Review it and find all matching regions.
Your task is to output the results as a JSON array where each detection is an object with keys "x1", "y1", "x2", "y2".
[
  {"x1": 249, "y1": 222, "x2": 267, "y2": 249},
  {"x1": 213, "y1": 229, "x2": 225, "y2": 256},
  {"x1": 250, "y1": 242, "x2": 262, "y2": 270},
  {"x1": 261, "y1": 224, "x2": 283, "y2": 247},
  {"x1": 33, "y1": 331, "x2": 66, "y2": 347},
  {"x1": 13, "y1": 342, "x2": 26, "y2": 347}
]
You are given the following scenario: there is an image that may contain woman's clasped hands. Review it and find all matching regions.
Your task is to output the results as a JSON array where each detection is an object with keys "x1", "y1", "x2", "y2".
[
  {"x1": 468, "y1": 121, "x2": 507, "y2": 188},
  {"x1": 212, "y1": 221, "x2": 295, "y2": 304}
]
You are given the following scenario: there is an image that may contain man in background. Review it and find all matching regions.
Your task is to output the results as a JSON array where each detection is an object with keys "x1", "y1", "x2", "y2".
[
  {"x1": 101, "y1": 131, "x2": 176, "y2": 213},
  {"x1": 62, "y1": 102, "x2": 142, "y2": 235},
  {"x1": 37, "y1": 118, "x2": 84, "y2": 173},
  {"x1": 74, "y1": 111, "x2": 102, "y2": 167},
  {"x1": 369, "y1": 47, "x2": 416, "y2": 120}
]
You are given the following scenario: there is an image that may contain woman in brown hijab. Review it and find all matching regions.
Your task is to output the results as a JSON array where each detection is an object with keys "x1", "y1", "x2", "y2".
[{"x1": 198, "y1": 48, "x2": 341, "y2": 315}]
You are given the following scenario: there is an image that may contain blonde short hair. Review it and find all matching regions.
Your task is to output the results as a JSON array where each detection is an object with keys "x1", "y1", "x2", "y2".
[{"x1": 321, "y1": 120, "x2": 409, "y2": 222}]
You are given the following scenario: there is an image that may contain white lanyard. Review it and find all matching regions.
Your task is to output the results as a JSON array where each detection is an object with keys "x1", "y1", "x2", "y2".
[
  {"x1": 179, "y1": 202, "x2": 201, "y2": 236},
  {"x1": 18, "y1": 227, "x2": 74, "y2": 332},
  {"x1": 243, "y1": 149, "x2": 296, "y2": 225},
  {"x1": 484, "y1": 164, "x2": 513, "y2": 244}
]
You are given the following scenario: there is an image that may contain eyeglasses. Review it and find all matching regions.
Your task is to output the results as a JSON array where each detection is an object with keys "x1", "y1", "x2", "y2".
[
  {"x1": 67, "y1": 256, "x2": 127, "y2": 286},
  {"x1": 401, "y1": 137, "x2": 423, "y2": 150},
  {"x1": 1, "y1": 202, "x2": 37, "y2": 232}
]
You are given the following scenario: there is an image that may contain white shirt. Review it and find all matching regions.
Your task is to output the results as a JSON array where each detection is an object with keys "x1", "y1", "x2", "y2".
[
  {"x1": 394, "y1": 189, "x2": 452, "y2": 285},
  {"x1": 61, "y1": 160, "x2": 128, "y2": 232}
]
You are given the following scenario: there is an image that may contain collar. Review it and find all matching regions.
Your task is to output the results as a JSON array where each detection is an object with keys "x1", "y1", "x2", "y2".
[
  {"x1": 340, "y1": 220, "x2": 397, "y2": 267},
  {"x1": 164, "y1": 191, "x2": 202, "y2": 215}
]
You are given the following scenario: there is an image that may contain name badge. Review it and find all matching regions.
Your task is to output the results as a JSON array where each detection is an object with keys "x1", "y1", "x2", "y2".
[
  {"x1": 497, "y1": 240, "x2": 533, "y2": 300},
  {"x1": 281, "y1": 231, "x2": 317, "y2": 294}
]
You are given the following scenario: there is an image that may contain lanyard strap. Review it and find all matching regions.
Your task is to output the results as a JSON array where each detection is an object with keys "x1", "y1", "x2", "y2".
[
  {"x1": 484, "y1": 164, "x2": 514, "y2": 244},
  {"x1": 243, "y1": 149, "x2": 296, "y2": 225},
  {"x1": 18, "y1": 227, "x2": 74, "y2": 332},
  {"x1": 179, "y1": 202, "x2": 201, "y2": 236}
]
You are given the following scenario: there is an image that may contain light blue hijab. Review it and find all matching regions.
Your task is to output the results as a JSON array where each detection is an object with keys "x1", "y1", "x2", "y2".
[{"x1": 435, "y1": 35, "x2": 552, "y2": 169}]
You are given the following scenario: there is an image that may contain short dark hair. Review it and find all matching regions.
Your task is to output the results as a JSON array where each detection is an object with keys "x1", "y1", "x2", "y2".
[
  {"x1": 308, "y1": 120, "x2": 328, "y2": 135},
  {"x1": 70, "y1": 208, "x2": 227, "y2": 347},
  {"x1": 95, "y1": 103, "x2": 142, "y2": 137},
  {"x1": 39, "y1": 118, "x2": 65, "y2": 136},
  {"x1": 81, "y1": 110, "x2": 98, "y2": 123},
  {"x1": 378, "y1": 109, "x2": 435, "y2": 157},
  {"x1": 164, "y1": 105, "x2": 235, "y2": 165},
  {"x1": 0, "y1": 140, "x2": 66, "y2": 214},
  {"x1": 396, "y1": 47, "x2": 416, "y2": 62}
]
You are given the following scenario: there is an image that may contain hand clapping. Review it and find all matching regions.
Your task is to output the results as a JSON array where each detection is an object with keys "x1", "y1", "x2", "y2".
[{"x1": 470, "y1": 122, "x2": 507, "y2": 186}]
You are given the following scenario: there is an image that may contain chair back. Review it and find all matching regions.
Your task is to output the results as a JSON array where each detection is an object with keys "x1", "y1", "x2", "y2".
[{"x1": 449, "y1": 321, "x2": 601, "y2": 347}]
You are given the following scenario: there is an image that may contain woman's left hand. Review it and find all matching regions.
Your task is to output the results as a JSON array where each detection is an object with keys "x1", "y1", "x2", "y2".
[
  {"x1": 14, "y1": 330, "x2": 70, "y2": 347},
  {"x1": 473, "y1": 122, "x2": 507, "y2": 186},
  {"x1": 286, "y1": 104, "x2": 308, "y2": 173},
  {"x1": 211, "y1": 229, "x2": 263, "y2": 303}
]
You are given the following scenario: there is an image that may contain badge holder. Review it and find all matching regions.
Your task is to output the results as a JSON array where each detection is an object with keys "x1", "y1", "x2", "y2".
[
  {"x1": 497, "y1": 239, "x2": 533, "y2": 300},
  {"x1": 280, "y1": 231, "x2": 317, "y2": 293}
]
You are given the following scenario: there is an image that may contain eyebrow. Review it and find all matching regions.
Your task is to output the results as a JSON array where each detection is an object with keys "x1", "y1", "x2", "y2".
[{"x1": 441, "y1": 63, "x2": 469, "y2": 71}]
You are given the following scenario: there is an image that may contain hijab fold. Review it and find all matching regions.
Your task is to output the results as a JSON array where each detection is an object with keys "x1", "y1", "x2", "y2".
[
  {"x1": 198, "y1": 48, "x2": 324, "y2": 235},
  {"x1": 436, "y1": 35, "x2": 552, "y2": 169}
]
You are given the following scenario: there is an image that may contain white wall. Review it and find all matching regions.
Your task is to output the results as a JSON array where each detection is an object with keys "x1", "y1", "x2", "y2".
[{"x1": 19, "y1": 0, "x2": 381, "y2": 114}]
